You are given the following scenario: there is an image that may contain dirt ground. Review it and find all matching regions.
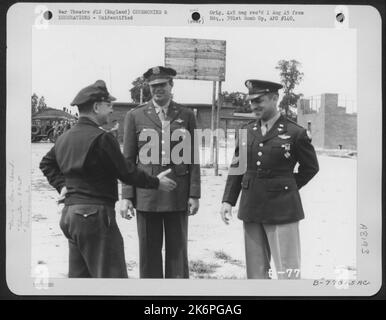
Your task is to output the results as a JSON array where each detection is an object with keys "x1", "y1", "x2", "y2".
[{"x1": 31, "y1": 142, "x2": 356, "y2": 279}]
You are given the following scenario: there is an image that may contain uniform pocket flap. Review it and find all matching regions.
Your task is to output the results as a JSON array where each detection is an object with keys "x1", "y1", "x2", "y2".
[
  {"x1": 137, "y1": 126, "x2": 155, "y2": 133},
  {"x1": 174, "y1": 164, "x2": 189, "y2": 176},
  {"x1": 267, "y1": 180, "x2": 294, "y2": 192},
  {"x1": 73, "y1": 208, "x2": 98, "y2": 218}
]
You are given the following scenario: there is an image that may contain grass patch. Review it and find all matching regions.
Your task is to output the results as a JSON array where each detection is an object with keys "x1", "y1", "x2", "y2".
[
  {"x1": 189, "y1": 259, "x2": 220, "y2": 275},
  {"x1": 214, "y1": 250, "x2": 244, "y2": 267}
]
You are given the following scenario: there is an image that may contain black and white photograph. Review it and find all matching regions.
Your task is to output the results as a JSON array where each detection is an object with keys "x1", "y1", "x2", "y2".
[{"x1": 6, "y1": 3, "x2": 382, "y2": 296}]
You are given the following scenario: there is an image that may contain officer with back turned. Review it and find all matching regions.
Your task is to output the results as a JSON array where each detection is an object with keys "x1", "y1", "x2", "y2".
[{"x1": 40, "y1": 80, "x2": 176, "y2": 278}]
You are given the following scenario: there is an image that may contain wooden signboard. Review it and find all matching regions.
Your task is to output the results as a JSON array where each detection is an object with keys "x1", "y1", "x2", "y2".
[{"x1": 165, "y1": 37, "x2": 226, "y2": 81}]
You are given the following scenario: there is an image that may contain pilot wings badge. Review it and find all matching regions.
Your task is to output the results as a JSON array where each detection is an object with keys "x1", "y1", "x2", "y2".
[{"x1": 278, "y1": 134, "x2": 291, "y2": 139}]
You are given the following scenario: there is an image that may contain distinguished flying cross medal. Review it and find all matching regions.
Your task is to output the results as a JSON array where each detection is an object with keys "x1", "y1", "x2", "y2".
[{"x1": 282, "y1": 143, "x2": 291, "y2": 158}]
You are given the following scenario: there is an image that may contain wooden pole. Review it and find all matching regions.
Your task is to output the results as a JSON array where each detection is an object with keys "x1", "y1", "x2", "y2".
[
  {"x1": 214, "y1": 81, "x2": 222, "y2": 176},
  {"x1": 140, "y1": 87, "x2": 143, "y2": 104},
  {"x1": 210, "y1": 81, "x2": 216, "y2": 165}
]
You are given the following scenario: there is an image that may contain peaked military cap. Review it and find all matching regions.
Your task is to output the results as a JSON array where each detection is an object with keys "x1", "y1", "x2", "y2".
[
  {"x1": 143, "y1": 66, "x2": 177, "y2": 85},
  {"x1": 245, "y1": 79, "x2": 283, "y2": 101},
  {"x1": 70, "y1": 80, "x2": 116, "y2": 106}
]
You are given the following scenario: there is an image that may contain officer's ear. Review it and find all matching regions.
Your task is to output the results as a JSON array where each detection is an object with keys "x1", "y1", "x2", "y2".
[
  {"x1": 271, "y1": 93, "x2": 279, "y2": 103},
  {"x1": 169, "y1": 79, "x2": 174, "y2": 87},
  {"x1": 92, "y1": 102, "x2": 100, "y2": 114}
]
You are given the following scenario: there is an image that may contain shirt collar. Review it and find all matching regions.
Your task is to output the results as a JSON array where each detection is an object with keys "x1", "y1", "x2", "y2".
[
  {"x1": 261, "y1": 112, "x2": 281, "y2": 131},
  {"x1": 153, "y1": 99, "x2": 171, "y2": 114},
  {"x1": 78, "y1": 116, "x2": 100, "y2": 127}
]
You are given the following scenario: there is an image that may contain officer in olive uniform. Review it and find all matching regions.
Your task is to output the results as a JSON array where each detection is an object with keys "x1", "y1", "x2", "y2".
[
  {"x1": 39, "y1": 80, "x2": 176, "y2": 278},
  {"x1": 120, "y1": 66, "x2": 201, "y2": 278},
  {"x1": 220, "y1": 79, "x2": 319, "y2": 279}
]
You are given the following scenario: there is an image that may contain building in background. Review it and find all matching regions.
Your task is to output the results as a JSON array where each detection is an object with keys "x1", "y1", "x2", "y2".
[
  {"x1": 111, "y1": 94, "x2": 357, "y2": 150},
  {"x1": 110, "y1": 102, "x2": 255, "y2": 142},
  {"x1": 297, "y1": 93, "x2": 357, "y2": 150}
]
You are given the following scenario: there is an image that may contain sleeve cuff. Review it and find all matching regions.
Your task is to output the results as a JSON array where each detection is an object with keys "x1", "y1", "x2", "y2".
[{"x1": 151, "y1": 177, "x2": 160, "y2": 189}]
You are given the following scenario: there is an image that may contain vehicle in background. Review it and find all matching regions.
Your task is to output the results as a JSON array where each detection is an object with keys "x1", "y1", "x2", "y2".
[{"x1": 31, "y1": 108, "x2": 77, "y2": 142}]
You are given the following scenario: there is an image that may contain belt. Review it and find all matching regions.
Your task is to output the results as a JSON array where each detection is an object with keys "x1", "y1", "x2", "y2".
[{"x1": 246, "y1": 169, "x2": 293, "y2": 178}]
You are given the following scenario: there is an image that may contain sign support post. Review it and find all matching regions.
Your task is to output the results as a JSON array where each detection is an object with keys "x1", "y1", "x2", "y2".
[
  {"x1": 210, "y1": 81, "x2": 216, "y2": 165},
  {"x1": 164, "y1": 37, "x2": 226, "y2": 175},
  {"x1": 214, "y1": 81, "x2": 222, "y2": 176}
]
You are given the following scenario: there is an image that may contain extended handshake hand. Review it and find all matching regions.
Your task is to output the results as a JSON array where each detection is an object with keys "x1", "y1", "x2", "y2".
[
  {"x1": 120, "y1": 169, "x2": 177, "y2": 220},
  {"x1": 157, "y1": 168, "x2": 177, "y2": 191}
]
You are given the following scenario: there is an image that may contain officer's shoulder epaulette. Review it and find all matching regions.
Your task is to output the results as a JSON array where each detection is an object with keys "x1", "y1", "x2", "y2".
[
  {"x1": 171, "y1": 102, "x2": 186, "y2": 110},
  {"x1": 286, "y1": 117, "x2": 305, "y2": 129},
  {"x1": 128, "y1": 103, "x2": 148, "y2": 114},
  {"x1": 242, "y1": 119, "x2": 257, "y2": 128},
  {"x1": 132, "y1": 102, "x2": 147, "y2": 110}
]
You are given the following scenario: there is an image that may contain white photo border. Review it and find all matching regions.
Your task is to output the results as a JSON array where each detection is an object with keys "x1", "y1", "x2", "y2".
[{"x1": 5, "y1": 3, "x2": 382, "y2": 296}]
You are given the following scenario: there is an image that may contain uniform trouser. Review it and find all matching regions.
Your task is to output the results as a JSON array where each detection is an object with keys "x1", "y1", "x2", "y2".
[
  {"x1": 243, "y1": 221, "x2": 301, "y2": 279},
  {"x1": 136, "y1": 211, "x2": 189, "y2": 279},
  {"x1": 60, "y1": 204, "x2": 128, "y2": 278}
]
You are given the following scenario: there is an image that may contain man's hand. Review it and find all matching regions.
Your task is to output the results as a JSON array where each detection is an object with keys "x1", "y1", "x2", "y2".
[
  {"x1": 220, "y1": 202, "x2": 232, "y2": 225},
  {"x1": 188, "y1": 198, "x2": 199, "y2": 216},
  {"x1": 57, "y1": 186, "x2": 67, "y2": 204},
  {"x1": 157, "y1": 169, "x2": 177, "y2": 191},
  {"x1": 120, "y1": 199, "x2": 135, "y2": 220}
]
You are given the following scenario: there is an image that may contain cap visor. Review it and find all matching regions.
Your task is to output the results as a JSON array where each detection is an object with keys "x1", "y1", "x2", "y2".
[
  {"x1": 107, "y1": 94, "x2": 116, "y2": 102},
  {"x1": 148, "y1": 78, "x2": 170, "y2": 85},
  {"x1": 246, "y1": 93, "x2": 265, "y2": 101}
]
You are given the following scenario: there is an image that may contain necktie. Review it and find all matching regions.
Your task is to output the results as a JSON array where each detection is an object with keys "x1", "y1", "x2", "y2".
[
  {"x1": 261, "y1": 123, "x2": 268, "y2": 136},
  {"x1": 158, "y1": 108, "x2": 167, "y2": 121}
]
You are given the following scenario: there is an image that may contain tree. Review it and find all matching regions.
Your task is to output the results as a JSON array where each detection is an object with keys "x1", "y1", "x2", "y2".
[
  {"x1": 221, "y1": 91, "x2": 251, "y2": 113},
  {"x1": 31, "y1": 93, "x2": 39, "y2": 115},
  {"x1": 275, "y1": 59, "x2": 304, "y2": 121},
  {"x1": 130, "y1": 77, "x2": 151, "y2": 103},
  {"x1": 37, "y1": 96, "x2": 47, "y2": 112}
]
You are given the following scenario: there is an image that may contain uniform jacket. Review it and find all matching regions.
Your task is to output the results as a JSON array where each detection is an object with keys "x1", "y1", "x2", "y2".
[
  {"x1": 122, "y1": 100, "x2": 201, "y2": 212},
  {"x1": 39, "y1": 117, "x2": 159, "y2": 206},
  {"x1": 222, "y1": 115, "x2": 319, "y2": 224}
]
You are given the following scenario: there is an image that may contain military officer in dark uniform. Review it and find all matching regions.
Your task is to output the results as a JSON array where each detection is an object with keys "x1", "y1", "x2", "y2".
[
  {"x1": 39, "y1": 80, "x2": 176, "y2": 278},
  {"x1": 220, "y1": 79, "x2": 319, "y2": 279},
  {"x1": 120, "y1": 66, "x2": 201, "y2": 278}
]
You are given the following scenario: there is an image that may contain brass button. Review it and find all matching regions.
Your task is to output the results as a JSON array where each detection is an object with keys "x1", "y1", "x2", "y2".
[
  {"x1": 256, "y1": 161, "x2": 261, "y2": 166},
  {"x1": 259, "y1": 143, "x2": 263, "y2": 147},
  {"x1": 284, "y1": 186, "x2": 289, "y2": 190},
  {"x1": 258, "y1": 152, "x2": 262, "y2": 156}
]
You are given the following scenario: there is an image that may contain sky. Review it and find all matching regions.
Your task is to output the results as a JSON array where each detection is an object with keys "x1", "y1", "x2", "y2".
[{"x1": 32, "y1": 25, "x2": 356, "y2": 113}]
